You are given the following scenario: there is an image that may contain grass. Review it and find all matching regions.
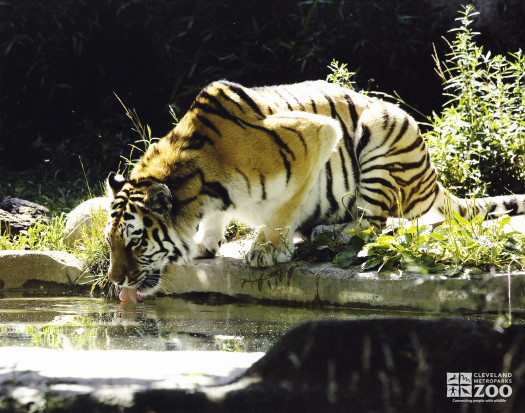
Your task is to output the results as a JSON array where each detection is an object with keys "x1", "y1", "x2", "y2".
[{"x1": 0, "y1": 215, "x2": 68, "y2": 252}]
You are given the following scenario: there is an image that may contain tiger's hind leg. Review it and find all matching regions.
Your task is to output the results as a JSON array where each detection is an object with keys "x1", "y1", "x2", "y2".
[
  {"x1": 309, "y1": 204, "x2": 386, "y2": 245},
  {"x1": 311, "y1": 101, "x2": 425, "y2": 244}
]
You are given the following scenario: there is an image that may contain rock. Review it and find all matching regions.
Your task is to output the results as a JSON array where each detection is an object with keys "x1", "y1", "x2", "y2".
[
  {"x1": 0, "y1": 197, "x2": 50, "y2": 236},
  {"x1": 2, "y1": 319, "x2": 523, "y2": 412},
  {"x1": 0, "y1": 197, "x2": 50, "y2": 220},
  {"x1": 0, "y1": 209, "x2": 34, "y2": 236},
  {"x1": 221, "y1": 318, "x2": 524, "y2": 412},
  {"x1": 64, "y1": 197, "x2": 110, "y2": 247},
  {"x1": 0, "y1": 250, "x2": 86, "y2": 289}
]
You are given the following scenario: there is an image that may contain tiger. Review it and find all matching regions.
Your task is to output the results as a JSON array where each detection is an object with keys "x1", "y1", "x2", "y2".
[{"x1": 105, "y1": 79, "x2": 525, "y2": 296}]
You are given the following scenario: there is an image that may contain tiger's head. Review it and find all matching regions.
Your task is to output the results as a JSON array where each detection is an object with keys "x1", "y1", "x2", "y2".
[{"x1": 104, "y1": 172, "x2": 196, "y2": 296}]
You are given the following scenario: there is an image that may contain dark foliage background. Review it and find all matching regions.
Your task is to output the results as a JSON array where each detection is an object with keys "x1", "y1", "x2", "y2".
[
  {"x1": 0, "y1": 0, "x2": 453, "y2": 174},
  {"x1": 2, "y1": 0, "x2": 522, "y2": 209}
]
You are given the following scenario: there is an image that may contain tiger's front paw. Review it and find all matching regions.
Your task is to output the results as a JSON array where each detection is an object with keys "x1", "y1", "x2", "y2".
[
  {"x1": 246, "y1": 242, "x2": 294, "y2": 267},
  {"x1": 196, "y1": 242, "x2": 220, "y2": 259}
]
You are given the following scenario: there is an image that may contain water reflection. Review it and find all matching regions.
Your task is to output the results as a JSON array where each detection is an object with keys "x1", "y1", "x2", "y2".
[{"x1": 0, "y1": 292, "x2": 522, "y2": 352}]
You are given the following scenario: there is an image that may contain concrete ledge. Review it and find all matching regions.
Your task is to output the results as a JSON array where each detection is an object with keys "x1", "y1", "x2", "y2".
[
  {"x1": 1, "y1": 249, "x2": 524, "y2": 312},
  {"x1": 162, "y1": 257, "x2": 525, "y2": 312}
]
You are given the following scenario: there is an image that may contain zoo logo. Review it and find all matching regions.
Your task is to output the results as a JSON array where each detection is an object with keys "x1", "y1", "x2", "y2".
[
  {"x1": 447, "y1": 372, "x2": 513, "y2": 401},
  {"x1": 447, "y1": 372, "x2": 473, "y2": 397}
]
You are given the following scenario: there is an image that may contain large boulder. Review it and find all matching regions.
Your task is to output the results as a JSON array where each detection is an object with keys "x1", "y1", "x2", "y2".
[
  {"x1": 220, "y1": 318, "x2": 524, "y2": 412},
  {"x1": 64, "y1": 197, "x2": 110, "y2": 247}
]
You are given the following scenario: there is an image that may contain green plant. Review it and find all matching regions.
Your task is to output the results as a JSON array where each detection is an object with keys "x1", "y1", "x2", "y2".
[
  {"x1": 0, "y1": 215, "x2": 68, "y2": 251},
  {"x1": 326, "y1": 60, "x2": 357, "y2": 90},
  {"x1": 73, "y1": 208, "x2": 112, "y2": 295},
  {"x1": 425, "y1": 5, "x2": 525, "y2": 197},
  {"x1": 114, "y1": 93, "x2": 160, "y2": 177},
  {"x1": 224, "y1": 220, "x2": 252, "y2": 242},
  {"x1": 325, "y1": 207, "x2": 525, "y2": 276}
]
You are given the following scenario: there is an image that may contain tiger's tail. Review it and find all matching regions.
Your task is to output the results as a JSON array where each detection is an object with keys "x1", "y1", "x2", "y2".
[{"x1": 429, "y1": 183, "x2": 525, "y2": 222}]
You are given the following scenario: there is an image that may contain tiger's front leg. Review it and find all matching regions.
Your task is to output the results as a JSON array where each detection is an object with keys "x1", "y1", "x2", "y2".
[
  {"x1": 194, "y1": 211, "x2": 229, "y2": 259},
  {"x1": 243, "y1": 112, "x2": 343, "y2": 267},
  {"x1": 246, "y1": 208, "x2": 297, "y2": 267}
]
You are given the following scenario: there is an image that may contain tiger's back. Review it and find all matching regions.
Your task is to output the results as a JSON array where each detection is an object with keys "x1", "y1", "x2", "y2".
[{"x1": 105, "y1": 80, "x2": 525, "y2": 295}]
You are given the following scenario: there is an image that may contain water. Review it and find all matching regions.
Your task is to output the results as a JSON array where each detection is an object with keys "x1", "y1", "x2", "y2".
[{"x1": 0, "y1": 291, "x2": 521, "y2": 352}]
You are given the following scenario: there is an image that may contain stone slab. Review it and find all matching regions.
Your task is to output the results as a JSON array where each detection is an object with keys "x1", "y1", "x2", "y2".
[
  {"x1": 0, "y1": 251, "x2": 85, "y2": 289},
  {"x1": 162, "y1": 257, "x2": 525, "y2": 312},
  {"x1": 0, "y1": 347, "x2": 263, "y2": 411},
  {"x1": 0, "y1": 248, "x2": 524, "y2": 312}
]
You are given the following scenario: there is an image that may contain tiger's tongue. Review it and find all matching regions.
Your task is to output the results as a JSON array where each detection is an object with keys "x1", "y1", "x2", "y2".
[{"x1": 119, "y1": 287, "x2": 144, "y2": 303}]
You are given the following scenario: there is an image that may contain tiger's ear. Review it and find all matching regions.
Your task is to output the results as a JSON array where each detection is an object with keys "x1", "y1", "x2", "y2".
[
  {"x1": 145, "y1": 183, "x2": 172, "y2": 216},
  {"x1": 107, "y1": 172, "x2": 127, "y2": 198}
]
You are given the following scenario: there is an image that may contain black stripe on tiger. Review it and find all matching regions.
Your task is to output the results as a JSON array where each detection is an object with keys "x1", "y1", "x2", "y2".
[
  {"x1": 360, "y1": 193, "x2": 390, "y2": 212},
  {"x1": 123, "y1": 212, "x2": 135, "y2": 221},
  {"x1": 196, "y1": 114, "x2": 222, "y2": 137},
  {"x1": 321, "y1": 92, "x2": 361, "y2": 190},
  {"x1": 389, "y1": 117, "x2": 410, "y2": 147},
  {"x1": 355, "y1": 125, "x2": 371, "y2": 161},
  {"x1": 338, "y1": 147, "x2": 349, "y2": 191},
  {"x1": 165, "y1": 169, "x2": 232, "y2": 210},
  {"x1": 310, "y1": 99, "x2": 317, "y2": 114},
  {"x1": 282, "y1": 87, "x2": 306, "y2": 111},
  {"x1": 486, "y1": 203, "x2": 499, "y2": 217},
  {"x1": 192, "y1": 94, "x2": 246, "y2": 129},
  {"x1": 361, "y1": 153, "x2": 428, "y2": 176},
  {"x1": 325, "y1": 161, "x2": 339, "y2": 213},
  {"x1": 221, "y1": 82, "x2": 265, "y2": 119},
  {"x1": 338, "y1": 120, "x2": 360, "y2": 189},
  {"x1": 381, "y1": 118, "x2": 397, "y2": 148},
  {"x1": 282, "y1": 126, "x2": 308, "y2": 157},
  {"x1": 259, "y1": 174, "x2": 267, "y2": 200},
  {"x1": 181, "y1": 132, "x2": 215, "y2": 151},
  {"x1": 381, "y1": 109, "x2": 390, "y2": 129},
  {"x1": 322, "y1": 93, "x2": 337, "y2": 118},
  {"x1": 343, "y1": 94, "x2": 358, "y2": 130},
  {"x1": 360, "y1": 176, "x2": 397, "y2": 192},
  {"x1": 274, "y1": 90, "x2": 293, "y2": 111},
  {"x1": 503, "y1": 198, "x2": 519, "y2": 215},
  {"x1": 240, "y1": 119, "x2": 296, "y2": 161},
  {"x1": 360, "y1": 185, "x2": 394, "y2": 207},
  {"x1": 217, "y1": 88, "x2": 245, "y2": 114},
  {"x1": 404, "y1": 170, "x2": 437, "y2": 203},
  {"x1": 386, "y1": 135, "x2": 424, "y2": 157},
  {"x1": 403, "y1": 185, "x2": 439, "y2": 216},
  {"x1": 236, "y1": 168, "x2": 252, "y2": 196},
  {"x1": 279, "y1": 150, "x2": 292, "y2": 184},
  {"x1": 201, "y1": 182, "x2": 232, "y2": 210}
]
